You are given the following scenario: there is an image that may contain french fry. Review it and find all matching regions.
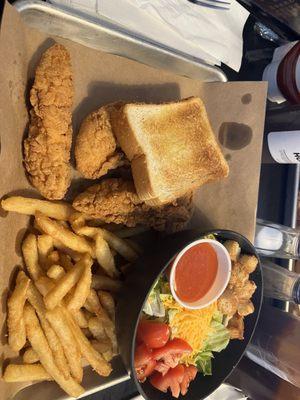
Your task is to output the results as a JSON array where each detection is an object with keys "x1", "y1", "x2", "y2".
[
  {"x1": 53, "y1": 239, "x2": 81, "y2": 262},
  {"x1": 35, "y1": 276, "x2": 55, "y2": 296},
  {"x1": 98, "y1": 291, "x2": 115, "y2": 322},
  {"x1": 66, "y1": 256, "x2": 92, "y2": 311},
  {"x1": 47, "y1": 264, "x2": 65, "y2": 280},
  {"x1": 124, "y1": 238, "x2": 142, "y2": 254},
  {"x1": 114, "y1": 226, "x2": 148, "y2": 238},
  {"x1": 91, "y1": 339, "x2": 112, "y2": 355},
  {"x1": 24, "y1": 304, "x2": 84, "y2": 397},
  {"x1": 27, "y1": 281, "x2": 70, "y2": 379},
  {"x1": 7, "y1": 271, "x2": 30, "y2": 352},
  {"x1": 101, "y1": 229, "x2": 138, "y2": 262},
  {"x1": 23, "y1": 347, "x2": 39, "y2": 364},
  {"x1": 85, "y1": 290, "x2": 110, "y2": 321},
  {"x1": 58, "y1": 220, "x2": 70, "y2": 229},
  {"x1": 22, "y1": 234, "x2": 43, "y2": 281},
  {"x1": 120, "y1": 263, "x2": 133, "y2": 275},
  {"x1": 89, "y1": 340, "x2": 113, "y2": 362},
  {"x1": 3, "y1": 363, "x2": 53, "y2": 382},
  {"x1": 35, "y1": 212, "x2": 93, "y2": 255},
  {"x1": 85, "y1": 290, "x2": 117, "y2": 353},
  {"x1": 1, "y1": 196, "x2": 73, "y2": 220},
  {"x1": 91, "y1": 274, "x2": 122, "y2": 292},
  {"x1": 62, "y1": 307, "x2": 112, "y2": 377},
  {"x1": 95, "y1": 234, "x2": 119, "y2": 278},
  {"x1": 69, "y1": 212, "x2": 86, "y2": 232},
  {"x1": 74, "y1": 224, "x2": 137, "y2": 262},
  {"x1": 72, "y1": 225, "x2": 97, "y2": 237},
  {"x1": 46, "y1": 250, "x2": 60, "y2": 266},
  {"x1": 59, "y1": 252, "x2": 74, "y2": 271},
  {"x1": 88, "y1": 317, "x2": 107, "y2": 340},
  {"x1": 72, "y1": 309, "x2": 88, "y2": 328},
  {"x1": 46, "y1": 307, "x2": 83, "y2": 383},
  {"x1": 37, "y1": 235, "x2": 54, "y2": 267},
  {"x1": 44, "y1": 257, "x2": 87, "y2": 310}
]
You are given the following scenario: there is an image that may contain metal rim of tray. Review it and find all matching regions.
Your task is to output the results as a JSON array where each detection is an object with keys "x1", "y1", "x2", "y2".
[{"x1": 14, "y1": 0, "x2": 227, "y2": 83}]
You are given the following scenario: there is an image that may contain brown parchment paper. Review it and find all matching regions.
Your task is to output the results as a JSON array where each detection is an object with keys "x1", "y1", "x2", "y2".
[{"x1": 0, "y1": 1, "x2": 267, "y2": 399}]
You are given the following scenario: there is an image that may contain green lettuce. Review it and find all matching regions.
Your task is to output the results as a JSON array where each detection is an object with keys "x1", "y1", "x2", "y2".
[
  {"x1": 195, "y1": 351, "x2": 213, "y2": 376},
  {"x1": 203, "y1": 319, "x2": 230, "y2": 353},
  {"x1": 194, "y1": 312, "x2": 230, "y2": 375},
  {"x1": 142, "y1": 276, "x2": 171, "y2": 318},
  {"x1": 202, "y1": 233, "x2": 217, "y2": 241}
]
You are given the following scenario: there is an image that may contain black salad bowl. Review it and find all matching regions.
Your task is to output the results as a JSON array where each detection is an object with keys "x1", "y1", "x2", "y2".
[{"x1": 116, "y1": 229, "x2": 263, "y2": 400}]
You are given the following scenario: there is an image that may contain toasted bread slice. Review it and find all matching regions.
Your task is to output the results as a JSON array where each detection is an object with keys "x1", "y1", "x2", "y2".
[{"x1": 111, "y1": 97, "x2": 229, "y2": 205}]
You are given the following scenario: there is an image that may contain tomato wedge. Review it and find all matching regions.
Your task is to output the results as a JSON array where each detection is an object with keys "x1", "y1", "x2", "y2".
[
  {"x1": 150, "y1": 364, "x2": 197, "y2": 398},
  {"x1": 180, "y1": 365, "x2": 197, "y2": 396},
  {"x1": 153, "y1": 338, "x2": 192, "y2": 374},
  {"x1": 137, "y1": 320, "x2": 170, "y2": 349},
  {"x1": 134, "y1": 343, "x2": 157, "y2": 382},
  {"x1": 150, "y1": 364, "x2": 185, "y2": 398}
]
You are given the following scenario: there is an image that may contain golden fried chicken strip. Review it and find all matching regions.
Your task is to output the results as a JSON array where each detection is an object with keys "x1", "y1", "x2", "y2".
[
  {"x1": 237, "y1": 300, "x2": 254, "y2": 317},
  {"x1": 239, "y1": 254, "x2": 258, "y2": 274},
  {"x1": 234, "y1": 280, "x2": 257, "y2": 301},
  {"x1": 228, "y1": 314, "x2": 244, "y2": 340},
  {"x1": 73, "y1": 178, "x2": 193, "y2": 232},
  {"x1": 24, "y1": 44, "x2": 73, "y2": 200},
  {"x1": 228, "y1": 261, "x2": 249, "y2": 289},
  {"x1": 217, "y1": 288, "x2": 238, "y2": 317},
  {"x1": 75, "y1": 104, "x2": 127, "y2": 179}
]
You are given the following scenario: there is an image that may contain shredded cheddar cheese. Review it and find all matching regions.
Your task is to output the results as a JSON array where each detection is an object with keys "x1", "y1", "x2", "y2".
[{"x1": 161, "y1": 296, "x2": 217, "y2": 364}]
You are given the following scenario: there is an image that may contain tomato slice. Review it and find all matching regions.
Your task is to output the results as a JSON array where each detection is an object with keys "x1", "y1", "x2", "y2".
[
  {"x1": 150, "y1": 364, "x2": 185, "y2": 398},
  {"x1": 180, "y1": 365, "x2": 197, "y2": 396},
  {"x1": 134, "y1": 343, "x2": 152, "y2": 368},
  {"x1": 136, "y1": 358, "x2": 157, "y2": 382},
  {"x1": 150, "y1": 364, "x2": 197, "y2": 398},
  {"x1": 134, "y1": 343, "x2": 157, "y2": 382},
  {"x1": 153, "y1": 338, "x2": 192, "y2": 374},
  {"x1": 137, "y1": 320, "x2": 170, "y2": 349}
]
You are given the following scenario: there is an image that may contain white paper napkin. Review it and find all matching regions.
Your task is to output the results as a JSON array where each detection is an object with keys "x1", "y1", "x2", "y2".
[{"x1": 50, "y1": 0, "x2": 249, "y2": 71}]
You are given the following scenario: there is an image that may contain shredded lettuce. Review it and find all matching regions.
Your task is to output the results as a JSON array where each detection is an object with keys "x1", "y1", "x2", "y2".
[
  {"x1": 203, "y1": 319, "x2": 230, "y2": 353},
  {"x1": 159, "y1": 293, "x2": 173, "y2": 302},
  {"x1": 202, "y1": 233, "x2": 217, "y2": 241},
  {"x1": 167, "y1": 308, "x2": 179, "y2": 324},
  {"x1": 195, "y1": 351, "x2": 213, "y2": 376},
  {"x1": 143, "y1": 276, "x2": 172, "y2": 318},
  {"x1": 194, "y1": 312, "x2": 230, "y2": 375}
]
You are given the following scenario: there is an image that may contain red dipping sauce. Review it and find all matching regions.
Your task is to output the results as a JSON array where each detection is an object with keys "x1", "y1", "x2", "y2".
[{"x1": 174, "y1": 243, "x2": 218, "y2": 303}]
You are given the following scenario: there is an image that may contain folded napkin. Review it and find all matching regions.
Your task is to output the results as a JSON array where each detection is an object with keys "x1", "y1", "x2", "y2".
[{"x1": 50, "y1": 0, "x2": 249, "y2": 71}]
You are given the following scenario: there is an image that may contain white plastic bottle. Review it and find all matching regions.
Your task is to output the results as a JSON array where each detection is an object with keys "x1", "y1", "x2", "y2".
[{"x1": 267, "y1": 130, "x2": 300, "y2": 163}]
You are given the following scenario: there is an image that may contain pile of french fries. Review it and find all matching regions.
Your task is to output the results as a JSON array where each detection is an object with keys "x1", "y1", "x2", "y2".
[{"x1": 2, "y1": 196, "x2": 140, "y2": 397}]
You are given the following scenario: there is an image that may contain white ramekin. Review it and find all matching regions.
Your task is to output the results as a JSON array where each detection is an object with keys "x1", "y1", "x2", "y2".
[{"x1": 169, "y1": 239, "x2": 231, "y2": 310}]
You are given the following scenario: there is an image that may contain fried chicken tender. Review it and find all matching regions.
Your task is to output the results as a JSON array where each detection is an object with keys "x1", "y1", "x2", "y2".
[
  {"x1": 72, "y1": 178, "x2": 193, "y2": 232},
  {"x1": 217, "y1": 288, "x2": 238, "y2": 317},
  {"x1": 224, "y1": 240, "x2": 240, "y2": 262},
  {"x1": 237, "y1": 300, "x2": 254, "y2": 317},
  {"x1": 239, "y1": 254, "x2": 258, "y2": 273},
  {"x1": 227, "y1": 314, "x2": 244, "y2": 340},
  {"x1": 218, "y1": 253, "x2": 258, "y2": 340},
  {"x1": 234, "y1": 280, "x2": 257, "y2": 301},
  {"x1": 24, "y1": 44, "x2": 73, "y2": 200},
  {"x1": 229, "y1": 262, "x2": 249, "y2": 289},
  {"x1": 75, "y1": 104, "x2": 127, "y2": 179}
]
